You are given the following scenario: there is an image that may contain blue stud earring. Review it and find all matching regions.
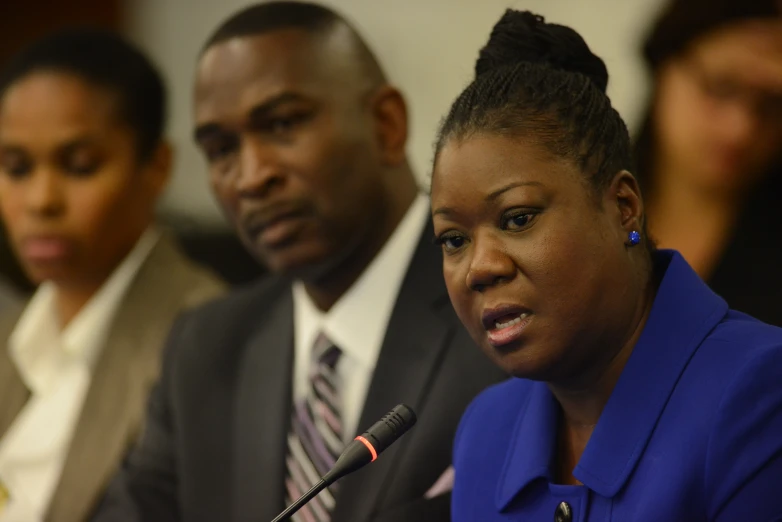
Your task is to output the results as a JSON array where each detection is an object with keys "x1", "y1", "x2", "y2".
[{"x1": 628, "y1": 230, "x2": 641, "y2": 246}]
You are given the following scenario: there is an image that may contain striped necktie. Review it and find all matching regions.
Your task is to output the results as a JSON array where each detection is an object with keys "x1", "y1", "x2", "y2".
[{"x1": 285, "y1": 333, "x2": 344, "y2": 522}]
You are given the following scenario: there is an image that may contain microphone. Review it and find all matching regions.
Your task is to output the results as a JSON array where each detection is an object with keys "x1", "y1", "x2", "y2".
[{"x1": 270, "y1": 404, "x2": 417, "y2": 522}]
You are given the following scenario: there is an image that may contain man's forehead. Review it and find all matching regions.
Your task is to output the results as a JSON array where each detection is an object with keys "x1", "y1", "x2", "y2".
[
  {"x1": 193, "y1": 30, "x2": 344, "y2": 122},
  {"x1": 197, "y1": 31, "x2": 322, "y2": 92}
]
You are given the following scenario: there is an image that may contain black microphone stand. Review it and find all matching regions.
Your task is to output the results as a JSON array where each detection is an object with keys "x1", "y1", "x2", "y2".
[
  {"x1": 271, "y1": 478, "x2": 329, "y2": 522},
  {"x1": 269, "y1": 404, "x2": 417, "y2": 522}
]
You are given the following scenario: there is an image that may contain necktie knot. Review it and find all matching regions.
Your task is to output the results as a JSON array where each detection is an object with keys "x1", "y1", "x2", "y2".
[{"x1": 313, "y1": 333, "x2": 341, "y2": 369}]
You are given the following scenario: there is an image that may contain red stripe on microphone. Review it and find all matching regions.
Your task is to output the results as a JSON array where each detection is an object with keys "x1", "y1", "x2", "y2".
[{"x1": 354, "y1": 436, "x2": 378, "y2": 462}]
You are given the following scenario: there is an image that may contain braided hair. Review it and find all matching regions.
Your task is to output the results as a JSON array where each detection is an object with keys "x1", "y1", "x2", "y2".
[{"x1": 435, "y1": 10, "x2": 633, "y2": 194}]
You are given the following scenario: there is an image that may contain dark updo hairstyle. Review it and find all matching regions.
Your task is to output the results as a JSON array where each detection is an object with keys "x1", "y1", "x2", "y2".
[
  {"x1": 435, "y1": 10, "x2": 634, "y2": 196},
  {"x1": 0, "y1": 28, "x2": 166, "y2": 163}
]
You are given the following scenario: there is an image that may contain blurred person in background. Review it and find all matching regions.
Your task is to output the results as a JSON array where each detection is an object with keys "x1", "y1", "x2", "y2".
[
  {"x1": 93, "y1": 2, "x2": 505, "y2": 522},
  {"x1": 0, "y1": 29, "x2": 225, "y2": 522},
  {"x1": 636, "y1": 0, "x2": 782, "y2": 325}
]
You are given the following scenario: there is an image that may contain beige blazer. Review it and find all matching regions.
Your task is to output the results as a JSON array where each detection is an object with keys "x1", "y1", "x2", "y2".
[{"x1": 0, "y1": 233, "x2": 227, "y2": 522}]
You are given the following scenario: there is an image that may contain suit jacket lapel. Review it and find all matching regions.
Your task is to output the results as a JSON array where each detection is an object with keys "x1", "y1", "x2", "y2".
[
  {"x1": 232, "y1": 284, "x2": 294, "y2": 522},
  {"x1": 333, "y1": 223, "x2": 454, "y2": 522},
  {"x1": 45, "y1": 333, "x2": 139, "y2": 522},
  {"x1": 0, "y1": 305, "x2": 28, "y2": 440},
  {"x1": 45, "y1": 235, "x2": 220, "y2": 522}
]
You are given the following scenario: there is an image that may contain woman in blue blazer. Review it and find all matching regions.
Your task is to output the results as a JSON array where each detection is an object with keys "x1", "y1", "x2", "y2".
[{"x1": 430, "y1": 10, "x2": 782, "y2": 522}]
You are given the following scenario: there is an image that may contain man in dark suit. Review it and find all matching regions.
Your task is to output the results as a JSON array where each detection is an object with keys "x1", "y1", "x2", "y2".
[{"x1": 93, "y1": 2, "x2": 505, "y2": 522}]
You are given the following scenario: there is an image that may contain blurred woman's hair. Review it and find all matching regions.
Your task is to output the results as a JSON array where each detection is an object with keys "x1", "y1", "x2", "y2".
[
  {"x1": 0, "y1": 28, "x2": 166, "y2": 162},
  {"x1": 634, "y1": 0, "x2": 782, "y2": 190},
  {"x1": 642, "y1": 0, "x2": 779, "y2": 70}
]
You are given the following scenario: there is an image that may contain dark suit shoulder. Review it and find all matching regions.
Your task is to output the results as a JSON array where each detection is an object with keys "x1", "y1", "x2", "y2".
[
  {"x1": 161, "y1": 274, "x2": 291, "y2": 374},
  {"x1": 179, "y1": 274, "x2": 290, "y2": 327}
]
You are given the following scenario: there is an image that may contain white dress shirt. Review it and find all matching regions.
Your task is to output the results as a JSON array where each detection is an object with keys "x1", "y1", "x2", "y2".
[
  {"x1": 292, "y1": 194, "x2": 429, "y2": 442},
  {"x1": 0, "y1": 229, "x2": 159, "y2": 522}
]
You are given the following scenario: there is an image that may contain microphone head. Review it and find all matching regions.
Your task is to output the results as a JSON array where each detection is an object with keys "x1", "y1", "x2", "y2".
[
  {"x1": 323, "y1": 404, "x2": 417, "y2": 484},
  {"x1": 360, "y1": 403, "x2": 417, "y2": 455}
]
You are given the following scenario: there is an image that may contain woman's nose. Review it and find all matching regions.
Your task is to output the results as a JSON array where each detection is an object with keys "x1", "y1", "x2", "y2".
[{"x1": 466, "y1": 235, "x2": 516, "y2": 292}]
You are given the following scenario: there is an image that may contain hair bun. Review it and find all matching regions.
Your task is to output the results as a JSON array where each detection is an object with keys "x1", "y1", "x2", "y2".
[{"x1": 475, "y1": 10, "x2": 609, "y2": 93}]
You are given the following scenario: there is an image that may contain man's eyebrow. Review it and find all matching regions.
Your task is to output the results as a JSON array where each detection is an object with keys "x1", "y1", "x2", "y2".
[
  {"x1": 193, "y1": 92, "x2": 311, "y2": 143},
  {"x1": 194, "y1": 123, "x2": 223, "y2": 144},
  {"x1": 248, "y1": 92, "x2": 309, "y2": 120}
]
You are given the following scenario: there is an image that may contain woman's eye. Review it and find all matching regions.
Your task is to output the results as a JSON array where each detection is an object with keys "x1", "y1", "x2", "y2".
[
  {"x1": 0, "y1": 152, "x2": 32, "y2": 179},
  {"x1": 436, "y1": 233, "x2": 467, "y2": 253},
  {"x1": 503, "y1": 212, "x2": 536, "y2": 231},
  {"x1": 2, "y1": 162, "x2": 31, "y2": 179},
  {"x1": 270, "y1": 117, "x2": 295, "y2": 134},
  {"x1": 59, "y1": 145, "x2": 102, "y2": 177},
  {"x1": 66, "y1": 160, "x2": 99, "y2": 176}
]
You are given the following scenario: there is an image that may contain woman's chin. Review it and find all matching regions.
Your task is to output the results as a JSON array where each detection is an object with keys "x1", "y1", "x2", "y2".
[{"x1": 490, "y1": 349, "x2": 558, "y2": 382}]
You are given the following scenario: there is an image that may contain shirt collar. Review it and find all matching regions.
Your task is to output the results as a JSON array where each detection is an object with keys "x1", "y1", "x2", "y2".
[
  {"x1": 9, "y1": 228, "x2": 160, "y2": 392},
  {"x1": 293, "y1": 193, "x2": 429, "y2": 367},
  {"x1": 497, "y1": 250, "x2": 729, "y2": 510}
]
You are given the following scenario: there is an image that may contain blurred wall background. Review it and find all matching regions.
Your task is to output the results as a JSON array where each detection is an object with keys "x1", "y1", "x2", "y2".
[{"x1": 123, "y1": 0, "x2": 668, "y2": 227}]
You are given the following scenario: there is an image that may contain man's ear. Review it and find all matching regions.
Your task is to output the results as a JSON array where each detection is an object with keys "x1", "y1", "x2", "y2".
[{"x1": 370, "y1": 85, "x2": 408, "y2": 167}]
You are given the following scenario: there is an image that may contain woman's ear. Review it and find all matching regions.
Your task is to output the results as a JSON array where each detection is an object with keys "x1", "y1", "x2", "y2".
[{"x1": 609, "y1": 169, "x2": 644, "y2": 235}]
